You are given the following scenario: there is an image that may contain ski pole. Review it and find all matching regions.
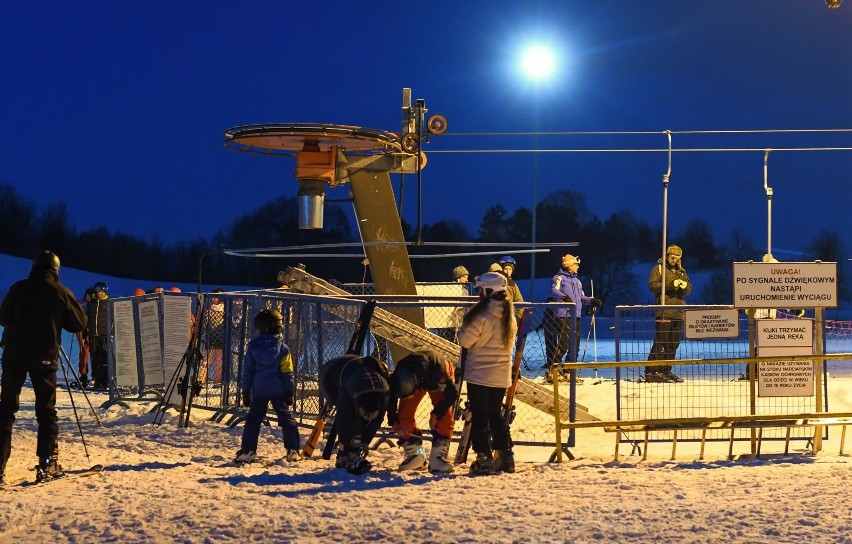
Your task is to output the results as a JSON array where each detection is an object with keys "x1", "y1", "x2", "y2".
[
  {"x1": 58, "y1": 354, "x2": 91, "y2": 461},
  {"x1": 60, "y1": 346, "x2": 102, "y2": 427}
]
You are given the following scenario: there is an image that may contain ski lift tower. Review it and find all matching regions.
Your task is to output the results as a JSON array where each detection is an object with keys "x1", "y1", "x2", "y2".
[{"x1": 223, "y1": 89, "x2": 448, "y2": 358}]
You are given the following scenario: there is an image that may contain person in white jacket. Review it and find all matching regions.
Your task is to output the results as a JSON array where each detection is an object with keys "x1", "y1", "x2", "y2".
[{"x1": 457, "y1": 272, "x2": 518, "y2": 475}]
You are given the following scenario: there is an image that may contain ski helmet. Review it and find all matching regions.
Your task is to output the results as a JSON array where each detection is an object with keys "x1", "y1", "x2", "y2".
[
  {"x1": 93, "y1": 281, "x2": 108, "y2": 294},
  {"x1": 254, "y1": 309, "x2": 284, "y2": 334},
  {"x1": 390, "y1": 365, "x2": 422, "y2": 399},
  {"x1": 474, "y1": 272, "x2": 508, "y2": 295},
  {"x1": 32, "y1": 250, "x2": 60, "y2": 274},
  {"x1": 499, "y1": 255, "x2": 516, "y2": 268},
  {"x1": 355, "y1": 391, "x2": 385, "y2": 421}
]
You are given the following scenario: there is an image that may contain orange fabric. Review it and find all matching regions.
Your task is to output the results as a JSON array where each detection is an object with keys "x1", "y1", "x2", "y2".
[
  {"x1": 392, "y1": 389, "x2": 455, "y2": 440},
  {"x1": 76, "y1": 331, "x2": 89, "y2": 376}
]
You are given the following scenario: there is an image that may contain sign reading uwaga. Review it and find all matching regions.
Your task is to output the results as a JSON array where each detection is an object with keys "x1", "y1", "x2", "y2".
[{"x1": 732, "y1": 261, "x2": 838, "y2": 309}]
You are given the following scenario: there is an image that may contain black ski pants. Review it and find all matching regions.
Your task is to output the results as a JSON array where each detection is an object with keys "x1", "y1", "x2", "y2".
[
  {"x1": 0, "y1": 355, "x2": 60, "y2": 462},
  {"x1": 467, "y1": 382, "x2": 509, "y2": 456},
  {"x1": 646, "y1": 318, "x2": 683, "y2": 374}
]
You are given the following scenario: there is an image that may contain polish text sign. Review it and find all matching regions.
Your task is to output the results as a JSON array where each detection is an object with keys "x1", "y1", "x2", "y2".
[{"x1": 733, "y1": 262, "x2": 837, "y2": 309}]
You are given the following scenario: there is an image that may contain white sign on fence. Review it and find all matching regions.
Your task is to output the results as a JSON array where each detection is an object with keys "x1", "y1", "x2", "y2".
[
  {"x1": 756, "y1": 318, "x2": 814, "y2": 397},
  {"x1": 684, "y1": 309, "x2": 740, "y2": 339},
  {"x1": 112, "y1": 300, "x2": 139, "y2": 388},
  {"x1": 733, "y1": 261, "x2": 838, "y2": 309},
  {"x1": 138, "y1": 300, "x2": 164, "y2": 387}
]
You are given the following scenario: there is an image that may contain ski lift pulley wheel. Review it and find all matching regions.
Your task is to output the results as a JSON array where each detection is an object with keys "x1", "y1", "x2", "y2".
[
  {"x1": 223, "y1": 123, "x2": 402, "y2": 155},
  {"x1": 426, "y1": 114, "x2": 448, "y2": 135},
  {"x1": 400, "y1": 132, "x2": 420, "y2": 153}
]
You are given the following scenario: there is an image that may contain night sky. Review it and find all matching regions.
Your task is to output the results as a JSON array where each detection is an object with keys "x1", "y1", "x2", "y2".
[{"x1": 1, "y1": 1, "x2": 850, "y2": 256}]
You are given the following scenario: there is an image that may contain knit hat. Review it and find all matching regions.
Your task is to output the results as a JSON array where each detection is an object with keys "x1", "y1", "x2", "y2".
[
  {"x1": 762, "y1": 253, "x2": 779, "y2": 263},
  {"x1": 488, "y1": 263, "x2": 502, "y2": 272},
  {"x1": 452, "y1": 266, "x2": 469, "y2": 280}
]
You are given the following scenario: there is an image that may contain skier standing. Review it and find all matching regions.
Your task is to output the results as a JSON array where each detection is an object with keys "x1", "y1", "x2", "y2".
[
  {"x1": 0, "y1": 251, "x2": 88, "y2": 484},
  {"x1": 387, "y1": 350, "x2": 457, "y2": 473},
  {"x1": 86, "y1": 281, "x2": 110, "y2": 390},
  {"x1": 548, "y1": 254, "x2": 602, "y2": 368},
  {"x1": 235, "y1": 309, "x2": 301, "y2": 463},
  {"x1": 457, "y1": 272, "x2": 518, "y2": 475},
  {"x1": 319, "y1": 354, "x2": 389, "y2": 475}
]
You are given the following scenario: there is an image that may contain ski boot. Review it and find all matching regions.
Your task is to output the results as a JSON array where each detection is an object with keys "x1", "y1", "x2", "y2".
[
  {"x1": 285, "y1": 449, "x2": 301, "y2": 462},
  {"x1": 234, "y1": 450, "x2": 258, "y2": 464},
  {"x1": 428, "y1": 437, "x2": 453, "y2": 473},
  {"x1": 36, "y1": 455, "x2": 65, "y2": 483},
  {"x1": 494, "y1": 449, "x2": 515, "y2": 473},
  {"x1": 398, "y1": 437, "x2": 426, "y2": 471},
  {"x1": 469, "y1": 453, "x2": 496, "y2": 476}
]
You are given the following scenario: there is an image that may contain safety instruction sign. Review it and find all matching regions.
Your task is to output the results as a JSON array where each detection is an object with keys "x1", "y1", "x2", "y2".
[
  {"x1": 684, "y1": 309, "x2": 739, "y2": 339},
  {"x1": 733, "y1": 261, "x2": 837, "y2": 308},
  {"x1": 756, "y1": 318, "x2": 814, "y2": 397}
]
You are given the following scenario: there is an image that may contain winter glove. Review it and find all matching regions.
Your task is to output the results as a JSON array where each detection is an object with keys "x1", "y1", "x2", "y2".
[
  {"x1": 589, "y1": 298, "x2": 602, "y2": 313},
  {"x1": 284, "y1": 391, "x2": 295, "y2": 407},
  {"x1": 793, "y1": 309, "x2": 806, "y2": 318},
  {"x1": 429, "y1": 411, "x2": 439, "y2": 431},
  {"x1": 673, "y1": 279, "x2": 688, "y2": 289},
  {"x1": 242, "y1": 390, "x2": 251, "y2": 407}
]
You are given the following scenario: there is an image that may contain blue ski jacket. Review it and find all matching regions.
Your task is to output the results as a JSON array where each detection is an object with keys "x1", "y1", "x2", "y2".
[{"x1": 241, "y1": 334, "x2": 295, "y2": 399}]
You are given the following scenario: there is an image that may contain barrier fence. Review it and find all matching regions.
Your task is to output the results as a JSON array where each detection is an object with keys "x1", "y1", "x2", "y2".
[{"x1": 93, "y1": 289, "x2": 852, "y2": 458}]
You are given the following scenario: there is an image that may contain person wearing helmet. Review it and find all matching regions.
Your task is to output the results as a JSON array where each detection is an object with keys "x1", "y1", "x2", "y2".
[
  {"x1": 86, "y1": 281, "x2": 110, "y2": 390},
  {"x1": 645, "y1": 244, "x2": 691, "y2": 383},
  {"x1": 457, "y1": 272, "x2": 519, "y2": 475},
  {"x1": 387, "y1": 351, "x2": 458, "y2": 473},
  {"x1": 547, "y1": 254, "x2": 602, "y2": 372},
  {"x1": 235, "y1": 309, "x2": 301, "y2": 464},
  {"x1": 319, "y1": 354, "x2": 390, "y2": 475},
  {"x1": 0, "y1": 250, "x2": 87, "y2": 484},
  {"x1": 498, "y1": 256, "x2": 525, "y2": 312}
]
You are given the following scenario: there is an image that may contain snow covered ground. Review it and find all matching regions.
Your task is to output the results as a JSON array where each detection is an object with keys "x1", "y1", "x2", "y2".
[
  {"x1": 4, "y1": 254, "x2": 852, "y2": 542},
  {"x1": 2, "y1": 381, "x2": 852, "y2": 543}
]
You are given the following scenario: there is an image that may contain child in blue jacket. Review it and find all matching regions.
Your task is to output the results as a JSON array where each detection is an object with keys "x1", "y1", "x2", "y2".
[{"x1": 235, "y1": 309, "x2": 301, "y2": 463}]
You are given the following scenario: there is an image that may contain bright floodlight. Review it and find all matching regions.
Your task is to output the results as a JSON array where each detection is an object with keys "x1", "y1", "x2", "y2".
[{"x1": 520, "y1": 45, "x2": 556, "y2": 80}]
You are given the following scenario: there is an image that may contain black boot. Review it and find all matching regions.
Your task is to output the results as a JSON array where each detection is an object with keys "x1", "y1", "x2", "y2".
[{"x1": 36, "y1": 449, "x2": 64, "y2": 483}]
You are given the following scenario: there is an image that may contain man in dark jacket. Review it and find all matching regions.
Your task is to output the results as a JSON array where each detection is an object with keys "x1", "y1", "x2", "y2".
[
  {"x1": 86, "y1": 281, "x2": 110, "y2": 390},
  {"x1": 645, "y1": 244, "x2": 691, "y2": 383},
  {"x1": 0, "y1": 250, "x2": 88, "y2": 484}
]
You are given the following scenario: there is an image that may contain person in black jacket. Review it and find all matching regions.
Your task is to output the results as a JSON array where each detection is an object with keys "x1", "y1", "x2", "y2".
[
  {"x1": 0, "y1": 251, "x2": 88, "y2": 484},
  {"x1": 86, "y1": 281, "x2": 110, "y2": 390},
  {"x1": 319, "y1": 354, "x2": 389, "y2": 475}
]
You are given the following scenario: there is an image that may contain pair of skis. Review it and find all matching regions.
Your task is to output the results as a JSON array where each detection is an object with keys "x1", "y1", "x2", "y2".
[
  {"x1": 454, "y1": 310, "x2": 530, "y2": 465},
  {"x1": 301, "y1": 300, "x2": 376, "y2": 459}
]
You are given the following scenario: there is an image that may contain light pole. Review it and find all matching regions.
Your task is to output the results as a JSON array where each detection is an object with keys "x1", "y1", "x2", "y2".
[{"x1": 519, "y1": 45, "x2": 556, "y2": 301}]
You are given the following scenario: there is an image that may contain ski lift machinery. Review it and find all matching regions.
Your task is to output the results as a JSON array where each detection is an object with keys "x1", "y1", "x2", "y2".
[{"x1": 223, "y1": 89, "x2": 449, "y2": 361}]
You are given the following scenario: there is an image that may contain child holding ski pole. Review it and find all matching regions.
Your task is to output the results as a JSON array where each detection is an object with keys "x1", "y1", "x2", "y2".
[
  {"x1": 456, "y1": 272, "x2": 518, "y2": 475},
  {"x1": 235, "y1": 309, "x2": 301, "y2": 464}
]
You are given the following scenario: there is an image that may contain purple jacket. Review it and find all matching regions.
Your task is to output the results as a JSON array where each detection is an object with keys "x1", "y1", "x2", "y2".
[{"x1": 550, "y1": 269, "x2": 591, "y2": 319}]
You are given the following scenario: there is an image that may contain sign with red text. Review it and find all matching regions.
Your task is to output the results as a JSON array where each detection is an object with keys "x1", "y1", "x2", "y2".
[
  {"x1": 733, "y1": 261, "x2": 837, "y2": 308},
  {"x1": 756, "y1": 318, "x2": 814, "y2": 397},
  {"x1": 684, "y1": 309, "x2": 739, "y2": 339}
]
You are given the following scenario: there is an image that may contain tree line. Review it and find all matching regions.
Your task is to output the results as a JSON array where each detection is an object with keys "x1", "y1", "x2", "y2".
[{"x1": 0, "y1": 183, "x2": 847, "y2": 308}]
